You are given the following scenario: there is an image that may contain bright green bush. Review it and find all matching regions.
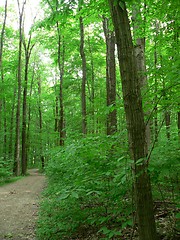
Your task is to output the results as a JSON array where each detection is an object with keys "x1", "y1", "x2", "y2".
[{"x1": 37, "y1": 135, "x2": 133, "y2": 239}]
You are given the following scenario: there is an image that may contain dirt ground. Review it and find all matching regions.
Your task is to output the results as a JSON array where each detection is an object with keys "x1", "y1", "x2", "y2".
[{"x1": 0, "y1": 169, "x2": 45, "y2": 240}]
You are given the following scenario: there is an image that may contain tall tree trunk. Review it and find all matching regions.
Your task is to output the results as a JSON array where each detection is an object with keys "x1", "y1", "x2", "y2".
[
  {"x1": 56, "y1": 24, "x2": 65, "y2": 146},
  {"x1": 9, "y1": 87, "x2": 16, "y2": 159},
  {"x1": 103, "y1": 17, "x2": 117, "y2": 135},
  {"x1": 153, "y1": 21, "x2": 160, "y2": 143},
  {"x1": 87, "y1": 36, "x2": 95, "y2": 134},
  {"x1": 14, "y1": 0, "x2": 26, "y2": 176},
  {"x1": 38, "y1": 77, "x2": 44, "y2": 169},
  {"x1": 21, "y1": 35, "x2": 34, "y2": 175},
  {"x1": 132, "y1": 4, "x2": 151, "y2": 148},
  {"x1": 154, "y1": 45, "x2": 158, "y2": 143},
  {"x1": 0, "y1": 0, "x2": 8, "y2": 159},
  {"x1": 108, "y1": 2, "x2": 157, "y2": 239},
  {"x1": 79, "y1": 4, "x2": 87, "y2": 135},
  {"x1": 27, "y1": 73, "x2": 34, "y2": 166}
]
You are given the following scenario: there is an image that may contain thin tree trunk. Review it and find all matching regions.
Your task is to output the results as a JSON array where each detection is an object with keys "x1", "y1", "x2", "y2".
[
  {"x1": 38, "y1": 77, "x2": 44, "y2": 169},
  {"x1": 0, "y1": 0, "x2": 8, "y2": 159},
  {"x1": 87, "y1": 36, "x2": 95, "y2": 134},
  {"x1": 79, "y1": 8, "x2": 87, "y2": 135},
  {"x1": 9, "y1": 87, "x2": 16, "y2": 159},
  {"x1": 55, "y1": 96, "x2": 59, "y2": 133},
  {"x1": 21, "y1": 35, "x2": 34, "y2": 175},
  {"x1": 103, "y1": 17, "x2": 117, "y2": 135},
  {"x1": 165, "y1": 111, "x2": 171, "y2": 140},
  {"x1": 154, "y1": 46, "x2": 158, "y2": 143},
  {"x1": 56, "y1": 25, "x2": 65, "y2": 146},
  {"x1": 14, "y1": 0, "x2": 26, "y2": 176},
  {"x1": 108, "y1": 2, "x2": 157, "y2": 239},
  {"x1": 26, "y1": 73, "x2": 34, "y2": 166}
]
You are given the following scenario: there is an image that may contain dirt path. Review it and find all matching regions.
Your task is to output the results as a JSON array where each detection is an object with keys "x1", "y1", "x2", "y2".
[{"x1": 0, "y1": 169, "x2": 46, "y2": 240}]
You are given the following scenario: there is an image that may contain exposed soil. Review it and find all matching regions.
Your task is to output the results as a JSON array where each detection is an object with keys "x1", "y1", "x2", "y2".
[{"x1": 0, "y1": 169, "x2": 45, "y2": 240}]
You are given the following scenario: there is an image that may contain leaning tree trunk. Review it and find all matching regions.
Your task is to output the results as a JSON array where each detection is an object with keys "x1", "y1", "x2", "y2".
[{"x1": 108, "y1": 1, "x2": 157, "y2": 239}]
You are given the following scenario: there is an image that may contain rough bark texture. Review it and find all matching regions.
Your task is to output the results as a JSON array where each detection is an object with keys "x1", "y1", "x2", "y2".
[
  {"x1": 108, "y1": 1, "x2": 157, "y2": 239},
  {"x1": 103, "y1": 17, "x2": 117, "y2": 135}
]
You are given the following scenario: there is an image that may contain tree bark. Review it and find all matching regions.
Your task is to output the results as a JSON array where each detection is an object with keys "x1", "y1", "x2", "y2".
[
  {"x1": 103, "y1": 17, "x2": 117, "y2": 135},
  {"x1": 108, "y1": 1, "x2": 157, "y2": 239},
  {"x1": 132, "y1": 4, "x2": 151, "y2": 148}
]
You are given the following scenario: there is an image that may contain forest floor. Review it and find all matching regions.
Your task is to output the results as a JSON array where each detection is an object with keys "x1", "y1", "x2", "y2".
[{"x1": 0, "y1": 169, "x2": 45, "y2": 240}]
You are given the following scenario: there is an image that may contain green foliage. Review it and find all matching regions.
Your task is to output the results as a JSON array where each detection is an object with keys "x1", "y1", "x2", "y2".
[
  {"x1": 0, "y1": 157, "x2": 13, "y2": 184},
  {"x1": 37, "y1": 135, "x2": 133, "y2": 239}
]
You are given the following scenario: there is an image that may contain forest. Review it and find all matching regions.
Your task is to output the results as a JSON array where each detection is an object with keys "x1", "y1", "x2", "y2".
[{"x1": 0, "y1": 0, "x2": 179, "y2": 239}]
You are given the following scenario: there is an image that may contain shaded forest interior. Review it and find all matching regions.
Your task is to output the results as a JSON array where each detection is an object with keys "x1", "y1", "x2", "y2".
[{"x1": 0, "y1": 0, "x2": 179, "y2": 239}]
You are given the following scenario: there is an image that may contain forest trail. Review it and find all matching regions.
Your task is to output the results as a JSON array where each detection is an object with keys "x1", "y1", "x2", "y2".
[{"x1": 0, "y1": 169, "x2": 45, "y2": 240}]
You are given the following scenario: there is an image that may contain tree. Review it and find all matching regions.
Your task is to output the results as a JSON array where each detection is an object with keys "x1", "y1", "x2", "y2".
[
  {"x1": 13, "y1": 0, "x2": 26, "y2": 176},
  {"x1": 103, "y1": 17, "x2": 117, "y2": 135},
  {"x1": 0, "y1": 0, "x2": 8, "y2": 159},
  {"x1": 22, "y1": 34, "x2": 35, "y2": 175},
  {"x1": 79, "y1": 0, "x2": 87, "y2": 135},
  {"x1": 108, "y1": 1, "x2": 157, "y2": 239}
]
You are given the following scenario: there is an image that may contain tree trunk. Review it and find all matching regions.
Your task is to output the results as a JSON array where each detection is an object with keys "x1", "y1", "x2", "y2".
[
  {"x1": 132, "y1": 4, "x2": 151, "y2": 148},
  {"x1": 9, "y1": 87, "x2": 16, "y2": 159},
  {"x1": 0, "y1": 0, "x2": 8, "y2": 159},
  {"x1": 22, "y1": 35, "x2": 34, "y2": 175},
  {"x1": 14, "y1": 0, "x2": 26, "y2": 176},
  {"x1": 38, "y1": 77, "x2": 44, "y2": 169},
  {"x1": 56, "y1": 25, "x2": 65, "y2": 146},
  {"x1": 79, "y1": 11, "x2": 87, "y2": 135},
  {"x1": 108, "y1": 1, "x2": 157, "y2": 239},
  {"x1": 103, "y1": 17, "x2": 117, "y2": 135},
  {"x1": 87, "y1": 36, "x2": 95, "y2": 134},
  {"x1": 154, "y1": 47, "x2": 158, "y2": 143}
]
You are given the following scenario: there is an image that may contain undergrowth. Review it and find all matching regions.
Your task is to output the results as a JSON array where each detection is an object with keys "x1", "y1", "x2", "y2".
[{"x1": 37, "y1": 135, "x2": 179, "y2": 240}]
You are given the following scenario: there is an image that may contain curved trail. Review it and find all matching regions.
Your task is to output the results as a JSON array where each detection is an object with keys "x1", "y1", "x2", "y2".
[{"x1": 0, "y1": 169, "x2": 45, "y2": 240}]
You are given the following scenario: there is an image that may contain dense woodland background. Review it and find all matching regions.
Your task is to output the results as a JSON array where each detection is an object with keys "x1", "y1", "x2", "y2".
[{"x1": 0, "y1": 0, "x2": 179, "y2": 239}]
